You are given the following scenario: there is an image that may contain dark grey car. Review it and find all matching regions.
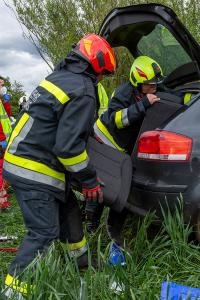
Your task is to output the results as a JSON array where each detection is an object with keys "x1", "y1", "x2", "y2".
[{"x1": 98, "y1": 4, "x2": 200, "y2": 240}]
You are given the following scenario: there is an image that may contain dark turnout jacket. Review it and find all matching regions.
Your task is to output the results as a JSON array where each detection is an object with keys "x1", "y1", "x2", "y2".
[
  {"x1": 94, "y1": 82, "x2": 151, "y2": 154},
  {"x1": 3, "y1": 54, "x2": 99, "y2": 201}
]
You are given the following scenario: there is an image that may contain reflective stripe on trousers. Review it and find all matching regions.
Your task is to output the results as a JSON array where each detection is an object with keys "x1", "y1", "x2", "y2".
[
  {"x1": 5, "y1": 274, "x2": 33, "y2": 295},
  {"x1": 61, "y1": 236, "x2": 88, "y2": 258}
]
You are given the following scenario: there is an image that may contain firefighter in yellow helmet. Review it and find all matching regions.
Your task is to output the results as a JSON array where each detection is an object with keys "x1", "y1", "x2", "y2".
[
  {"x1": 94, "y1": 55, "x2": 163, "y2": 153},
  {"x1": 2, "y1": 33, "x2": 116, "y2": 299},
  {"x1": 92, "y1": 56, "x2": 164, "y2": 257}
]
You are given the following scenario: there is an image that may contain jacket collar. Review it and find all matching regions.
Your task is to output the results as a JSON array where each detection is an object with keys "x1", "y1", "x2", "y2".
[{"x1": 55, "y1": 52, "x2": 98, "y2": 84}]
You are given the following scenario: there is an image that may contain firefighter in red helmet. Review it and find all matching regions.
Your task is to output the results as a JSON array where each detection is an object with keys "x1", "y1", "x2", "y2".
[{"x1": 3, "y1": 34, "x2": 116, "y2": 299}]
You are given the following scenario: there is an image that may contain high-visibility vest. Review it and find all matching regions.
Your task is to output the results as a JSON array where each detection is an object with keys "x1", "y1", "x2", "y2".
[
  {"x1": 97, "y1": 83, "x2": 109, "y2": 116},
  {"x1": 0, "y1": 100, "x2": 12, "y2": 141}
]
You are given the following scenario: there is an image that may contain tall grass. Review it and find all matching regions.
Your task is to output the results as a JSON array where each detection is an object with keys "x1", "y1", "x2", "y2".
[
  {"x1": 0, "y1": 190, "x2": 25, "y2": 278},
  {"x1": 1, "y1": 197, "x2": 200, "y2": 299}
]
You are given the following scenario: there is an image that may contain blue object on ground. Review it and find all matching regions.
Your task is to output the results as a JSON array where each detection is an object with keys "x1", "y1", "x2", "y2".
[
  {"x1": 160, "y1": 281, "x2": 200, "y2": 299},
  {"x1": 108, "y1": 242, "x2": 126, "y2": 266}
]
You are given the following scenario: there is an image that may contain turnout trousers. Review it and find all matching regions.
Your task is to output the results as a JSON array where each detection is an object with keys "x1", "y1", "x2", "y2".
[{"x1": 9, "y1": 186, "x2": 84, "y2": 276}]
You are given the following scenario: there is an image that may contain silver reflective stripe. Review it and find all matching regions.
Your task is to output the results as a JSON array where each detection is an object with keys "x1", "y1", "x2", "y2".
[
  {"x1": 121, "y1": 108, "x2": 129, "y2": 127},
  {"x1": 69, "y1": 243, "x2": 88, "y2": 258},
  {"x1": 65, "y1": 157, "x2": 89, "y2": 172},
  {"x1": 9, "y1": 116, "x2": 34, "y2": 154},
  {"x1": 4, "y1": 161, "x2": 65, "y2": 191},
  {"x1": 94, "y1": 123, "x2": 117, "y2": 150},
  {"x1": 4, "y1": 287, "x2": 25, "y2": 300}
]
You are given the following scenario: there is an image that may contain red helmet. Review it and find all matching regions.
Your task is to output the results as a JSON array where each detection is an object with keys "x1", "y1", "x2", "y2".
[{"x1": 73, "y1": 33, "x2": 116, "y2": 75}]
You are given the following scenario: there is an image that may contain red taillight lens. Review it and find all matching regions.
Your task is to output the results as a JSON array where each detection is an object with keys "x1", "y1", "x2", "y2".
[{"x1": 137, "y1": 130, "x2": 192, "y2": 161}]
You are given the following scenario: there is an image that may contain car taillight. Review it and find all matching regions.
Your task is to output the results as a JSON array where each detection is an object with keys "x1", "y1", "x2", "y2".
[{"x1": 137, "y1": 130, "x2": 192, "y2": 161}]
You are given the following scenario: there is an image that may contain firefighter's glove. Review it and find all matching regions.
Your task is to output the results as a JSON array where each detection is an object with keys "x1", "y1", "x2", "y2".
[{"x1": 82, "y1": 184, "x2": 103, "y2": 204}]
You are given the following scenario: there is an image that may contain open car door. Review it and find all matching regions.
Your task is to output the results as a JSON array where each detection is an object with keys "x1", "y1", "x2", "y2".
[{"x1": 99, "y1": 4, "x2": 200, "y2": 88}]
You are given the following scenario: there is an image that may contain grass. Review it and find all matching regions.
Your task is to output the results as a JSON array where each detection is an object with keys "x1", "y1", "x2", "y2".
[
  {"x1": 0, "y1": 188, "x2": 25, "y2": 277},
  {"x1": 1, "y1": 193, "x2": 200, "y2": 299}
]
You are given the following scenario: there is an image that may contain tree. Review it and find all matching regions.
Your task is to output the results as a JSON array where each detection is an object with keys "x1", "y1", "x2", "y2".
[
  {"x1": 3, "y1": 77, "x2": 25, "y2": 117},
  {"x1": 11, "y1": 0, "x2": 127, "y2": 65},
  {"x1": 8, "y1": 0, "x2": 133, "y2": 94},
  {"x1": 10, "y1": 0, "x2": 200, "y2": 95},
  {"x1": 9, "y1": 81, "x2": 26, "y2": 117}
]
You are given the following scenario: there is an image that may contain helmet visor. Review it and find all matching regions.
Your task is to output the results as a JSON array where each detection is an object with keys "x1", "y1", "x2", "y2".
[
  {"x1": 145, "y1": 62, "x2": 164, "y2": 84},
  {"x1": 143, "y1": 74, "x2": 164, "y2": 85}
]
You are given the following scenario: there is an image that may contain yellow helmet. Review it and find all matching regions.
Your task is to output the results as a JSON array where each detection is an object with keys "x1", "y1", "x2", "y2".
[{"x1": 130, "y1": 56, "x2": 164, "y2": 87}]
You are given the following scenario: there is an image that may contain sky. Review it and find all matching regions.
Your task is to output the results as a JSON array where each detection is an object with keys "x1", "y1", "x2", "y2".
[{"x1": 0, "y1": 1, "x2": 51, "y2": 95}]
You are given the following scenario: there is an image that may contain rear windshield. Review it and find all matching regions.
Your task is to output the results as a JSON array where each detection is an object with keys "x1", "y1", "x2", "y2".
[{"x1": 138, "y1": 24, "x2": 192, "y2": 76}]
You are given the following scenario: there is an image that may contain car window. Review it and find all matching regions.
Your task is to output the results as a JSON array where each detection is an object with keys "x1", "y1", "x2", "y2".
[{"x1": 138, "y1": 24, "x2": 192, "y2": 75}]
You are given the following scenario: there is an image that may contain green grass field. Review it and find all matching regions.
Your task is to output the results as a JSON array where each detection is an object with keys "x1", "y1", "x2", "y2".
[
  {"x1": 1, "y1": 192, "x2": 200, "y2": 299},
  {"x1": 0, "y1": 190, "x2": 25, "y2": 278}
]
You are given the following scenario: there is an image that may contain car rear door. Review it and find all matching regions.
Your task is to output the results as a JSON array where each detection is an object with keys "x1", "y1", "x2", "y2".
[{"x1": 99, "y1": 4, "x2": 200, "y2": 87}]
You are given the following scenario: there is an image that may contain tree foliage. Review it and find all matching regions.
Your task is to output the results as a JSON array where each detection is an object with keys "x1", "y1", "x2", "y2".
[
  {"x1": 12, "y1": 0, "x2": 128, "y2": 65},
  {"x1": 11, "y1": 0, "x2": 200, "y2": 95},
  {"x1": 3, "y1": 77, "x2": 25, "y2": 117}
]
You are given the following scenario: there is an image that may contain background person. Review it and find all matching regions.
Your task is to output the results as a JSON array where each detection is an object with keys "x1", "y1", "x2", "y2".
[
  {"x1": 18, "y1": 95, "x2": 27, "y2": 112},
  {"x1": 0, "y1": 76, "x2": 13, "y2": 210}
]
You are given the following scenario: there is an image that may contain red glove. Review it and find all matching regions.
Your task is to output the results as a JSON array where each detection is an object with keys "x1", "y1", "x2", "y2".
[{"x1": 82, "y1": 184, "x2": 103, "y2": 204}]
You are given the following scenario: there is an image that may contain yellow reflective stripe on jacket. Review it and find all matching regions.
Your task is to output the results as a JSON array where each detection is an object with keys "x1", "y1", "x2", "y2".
[
  {"x1": 68, "y1": 236, "x2": 87, "y2": 251},
  {"x1": 39, "y1": 79, "x2": 70, "y2": 104},
  {"x1": 5, "y1": 274, "x2": 34, "y2": 294},
  {"x1": 4, "y1": 152, "x2": 65, "y2": 182},
  {"x1": 58, "y1": 150, "x2": 87, "y2": 166},
  {"x1": 96, "y1": 119, "x2": 125, "y2": 152},
  {"x1": 115, "y1": 110, "x2": 124, "y2": 129},
  {"x1": 184, "y1": 93, "x2": 192, "y2": 104},
  {"x1": 5, "y1": 112, "x2": 65, "y2": 183},
  {"x1": 7, "y1": 113, "x2": 29, "y2": 150},
  {"x1": 0, "y1": 100, "x2": 12, "y2": 141},
  {"x1": 58, "y1": 150, "x2": 89, "y2": 172}
]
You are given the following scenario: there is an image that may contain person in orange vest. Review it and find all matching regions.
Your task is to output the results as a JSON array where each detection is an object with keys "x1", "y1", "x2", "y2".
[{"x1": 0, "y1": 76, "x2": 13, "y2": 210}]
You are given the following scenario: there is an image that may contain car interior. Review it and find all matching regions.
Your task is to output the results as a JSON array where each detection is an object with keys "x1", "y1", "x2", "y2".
[
  {"x1": 125, "y1": 22, "x2": 200, "y2": 153},
  {"x1": 110, "y1": 20, "x2": 200, "y2": 105}
]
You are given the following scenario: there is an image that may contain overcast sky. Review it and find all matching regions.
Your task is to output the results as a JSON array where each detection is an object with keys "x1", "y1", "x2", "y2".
[{"x1": 0, "y1": 1, "x2": 51, "y2": 95}]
